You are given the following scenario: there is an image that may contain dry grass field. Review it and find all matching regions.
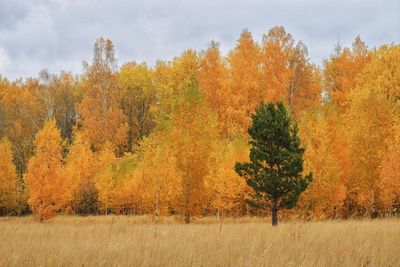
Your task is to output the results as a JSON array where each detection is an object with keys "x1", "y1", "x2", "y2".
[{"x1": 0, "y1": 216, "x2": 399, "y2": 267}]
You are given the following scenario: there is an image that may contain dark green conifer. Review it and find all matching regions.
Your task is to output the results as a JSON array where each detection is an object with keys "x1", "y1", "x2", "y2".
[{"x1": 235, "y1": 102, "x2": 312, "y2": 226}]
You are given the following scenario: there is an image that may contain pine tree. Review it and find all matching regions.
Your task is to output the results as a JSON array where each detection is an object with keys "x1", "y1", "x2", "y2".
[{"x1": 235, "y1": 102, "x2": 312, "y2": 225}]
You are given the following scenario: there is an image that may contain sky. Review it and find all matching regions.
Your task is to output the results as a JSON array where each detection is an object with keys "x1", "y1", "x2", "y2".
[{"x1": 0, "y1": 0, "x2": 399, "y2": 80}]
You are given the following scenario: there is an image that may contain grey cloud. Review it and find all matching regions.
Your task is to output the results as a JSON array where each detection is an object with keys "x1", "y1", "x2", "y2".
[
  {"x1": 0, "y1": 0, "x2": 398, "y2": 80},
  {"x1": 0, "y1": 0, "x2": 31, "y2": 30}
]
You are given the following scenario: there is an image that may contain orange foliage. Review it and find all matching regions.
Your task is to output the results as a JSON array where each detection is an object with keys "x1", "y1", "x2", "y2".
[
  {"x1": 24, "y1": 120, "x2": 67, "y2": 221},
  {"x1": 198, "y1": 41, "x2": 230, "y2": 137},
  {"x1": 263, "y1": 26, "x2": 322, "y2": 116},
  {"x1": 78, "y1": 38, "x2": 127, "y2": 153},
  {"x1": 227, "y1": 30, "x2": 261, "y2": 135},
  {"x1": 323, "y1": 36, "x2": 371, "y2": 112},
  {"x1": 0, "y1": 30, "x2": 399, "y2": 220}
]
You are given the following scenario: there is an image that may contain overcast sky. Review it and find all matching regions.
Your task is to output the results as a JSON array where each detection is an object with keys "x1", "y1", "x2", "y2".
[{"x1": 0, "y1": 0, "x2": 399, "y2": 80}]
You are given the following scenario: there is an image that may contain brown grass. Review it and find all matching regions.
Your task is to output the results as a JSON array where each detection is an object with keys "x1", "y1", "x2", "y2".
[{"x1": 0, "y1": 216, "x2": 399, "y2": 267}]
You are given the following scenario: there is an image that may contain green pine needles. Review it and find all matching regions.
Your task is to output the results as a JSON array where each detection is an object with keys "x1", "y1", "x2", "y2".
[{"x1": 235, "y1": 101, "x2": 312, "y2": 226}]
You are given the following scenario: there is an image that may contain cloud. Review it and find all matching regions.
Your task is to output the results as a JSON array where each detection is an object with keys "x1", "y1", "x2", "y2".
[
  {"x1": 0, "y1": 47, "x2": 11, "y2": 72},
  {"x1": 0, "y1": 0, "x2": 399, "y2": 80}
]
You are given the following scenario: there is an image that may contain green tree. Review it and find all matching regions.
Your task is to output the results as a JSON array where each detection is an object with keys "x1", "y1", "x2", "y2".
[{"x1": 235, "y1": 102, "x2": 312, "y2": 226}]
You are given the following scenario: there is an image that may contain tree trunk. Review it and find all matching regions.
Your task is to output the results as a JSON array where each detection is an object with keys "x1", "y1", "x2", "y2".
[
  {"x1": 183, "y1": 181, "x2": 190, "y2": 224},
  {"x1": 184, "y1": 210, "x2": 190, "y2": 224},
  {"x1": 271, "y1": 200, "x2": 278, "y2": 226}
]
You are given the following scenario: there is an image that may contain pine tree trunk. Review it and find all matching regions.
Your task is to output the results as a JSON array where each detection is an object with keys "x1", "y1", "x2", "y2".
[{"x1": 272, "y1": 200, "x2": 278, "y2": 226}]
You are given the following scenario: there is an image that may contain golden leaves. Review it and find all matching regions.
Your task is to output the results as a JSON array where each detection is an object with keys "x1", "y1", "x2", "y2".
[
  {"x1": 0, "y1": 138, "x2": 17, "y2": 213},
  {"x1": 24, "y1": 120, "x2": 67, "y2": 221}
]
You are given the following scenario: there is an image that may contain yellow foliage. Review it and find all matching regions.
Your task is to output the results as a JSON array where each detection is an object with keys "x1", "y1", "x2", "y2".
[
  {"x1": 133, "y1": 133, "x2": 181, "y2": 217},
  {"x1": 227, "y1": 30, "x2": 261, "y2": 136},
  {"x1": 64, "y1": 134, "x2": 97, "y2": 213},
  {"x1": 0, "y1": 138, "x2": 17, "y2": 214},
  {"x1": 346, "y1": 79, "x2": 396, "y2": 213},
  {"x1": 94, "y1": 143, "x2": 118, "y2": 214},
  {"x1": 299, "y1": 109, "x2": 345, "y2": 218},
  {"x1": 172, "y1": 85, "x2": 219, "y2": 222},
  {"x1": 119, "y1": 62, "x2": 156, "y2": 152},
  {"x1": 205, "y1": 138, "x2": 249, "y2": 217},
  {"x1": 379, "y1": 122, "x2": 400, "y2": 209},
  {"x1": 0, "y1": 31, "x2": 399, "y2": 220}
]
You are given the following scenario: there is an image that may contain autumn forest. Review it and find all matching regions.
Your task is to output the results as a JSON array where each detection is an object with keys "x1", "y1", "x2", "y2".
[{"x1": 0, "y1": 26, "x2": 399, "y2": 222}]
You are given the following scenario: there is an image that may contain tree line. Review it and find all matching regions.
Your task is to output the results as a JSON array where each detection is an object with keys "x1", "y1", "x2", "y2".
[{"x1": 0, "y1": 26, "x2": 399, "y2": 222}]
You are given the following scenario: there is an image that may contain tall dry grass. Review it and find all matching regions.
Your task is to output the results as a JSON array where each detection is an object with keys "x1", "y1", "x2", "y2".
[{"x1": 0, "y1": 216, "x2": 399, "y2": 267}]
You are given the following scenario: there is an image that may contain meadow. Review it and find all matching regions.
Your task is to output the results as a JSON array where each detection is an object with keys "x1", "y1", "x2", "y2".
[{"x1": 1, "y1": 216, "x2": 399, "y2": 267}]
